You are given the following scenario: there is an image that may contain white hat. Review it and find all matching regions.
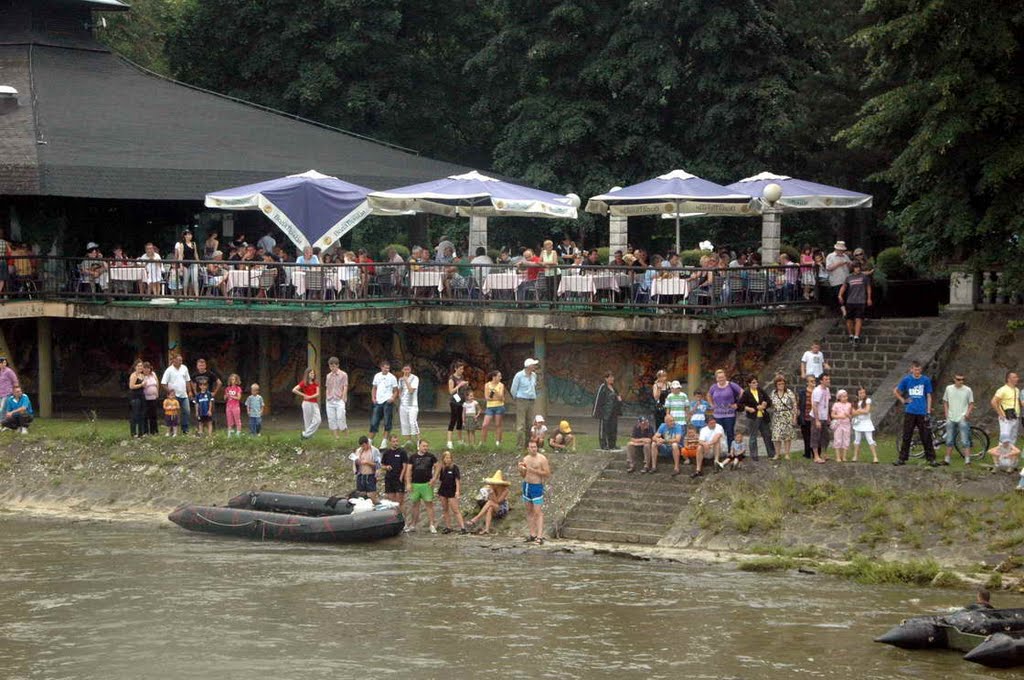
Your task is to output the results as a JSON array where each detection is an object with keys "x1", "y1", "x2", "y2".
[
  {"x1": 534, "y1": 414, "x2": 545, "y2": 422},
  {"x1": 524, "y1": 358, "x2": 540, "y2": 367},
  {"x1": 670, "y1": 380, "x2": 682, "y2": 389},
  {"x1": 833, "y1": 241, "x2": 848, "y2": 251},
  {"x1": 86, "y1": 241, "x2": 99, "y2": 251}
]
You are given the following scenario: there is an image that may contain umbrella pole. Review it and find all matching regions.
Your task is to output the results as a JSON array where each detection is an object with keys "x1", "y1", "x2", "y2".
[{"x1": 674, "y1": 202, "x2": 681, "y2": 254}]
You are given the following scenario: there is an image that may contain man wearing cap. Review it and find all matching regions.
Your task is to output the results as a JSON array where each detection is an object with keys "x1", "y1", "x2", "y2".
[
  {"x1": 664, "y1": 381, "x2": 690, "y2": 423},
  {"x1": 79, "y1": 242, "x2": 108, "y2": 292},
  {"x1": 511, "y1": 358, "x2": 540, "y2": 448},
  {"x1": 825, "y1": 241, "x2": 851, "y2": 307},
  {"x1": 0, "y1": 357, "x2": 18, "y2": 402},
  {"x1": 548, "y1": 420, "x2": 575, "y2": 451}
]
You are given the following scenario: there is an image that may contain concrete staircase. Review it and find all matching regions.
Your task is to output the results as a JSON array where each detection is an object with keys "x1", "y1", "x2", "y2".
[
  {"x1": 820, "y1": 318, "x2": 929, "y2": 394},
  {"x1": 558, "y1": 457, "x2": 689, "y2": 545}
]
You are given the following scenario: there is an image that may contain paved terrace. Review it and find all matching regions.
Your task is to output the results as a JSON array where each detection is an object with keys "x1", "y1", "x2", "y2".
[{"x1": 0, "y1": 258, "x2": 825, "y2": 334}]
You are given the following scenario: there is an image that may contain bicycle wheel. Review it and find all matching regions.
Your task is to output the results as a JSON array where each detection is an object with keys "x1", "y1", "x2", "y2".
[
  {"x1": 908, "y1": 423, "x2": 943, "y2": 459},
  {"x1": 956, "y1": 426, "x2": 989, "y2": 459}
]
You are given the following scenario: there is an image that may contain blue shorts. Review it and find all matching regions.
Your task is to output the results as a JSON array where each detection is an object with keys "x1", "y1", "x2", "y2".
[
  {"x1": 521, "y1": 482, "x2": 544, "y2": 505},
  {"x1": 356, "y1": 473, "x2": 377, "y2": 493},
  {"x1": 944, "y1": 419, "x2": 971, "y2": 447},
  {"x1": 485, "y1": 405, "x2": 506, "y2": 416},
  {"x1": 657, "y1": 443, "x2": 677, "y2": 459}
]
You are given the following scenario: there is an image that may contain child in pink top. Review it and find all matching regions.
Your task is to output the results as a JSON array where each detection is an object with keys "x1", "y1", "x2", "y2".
[
  {"x1": 830, "y1": 389, "x2": 853, "y2": 462},
  {"x1": 800, "y1": 245, "x2": 816, "y2": 300},
  {"x1": 224, "y1": 373, "x2": 243, "y2": 437}
]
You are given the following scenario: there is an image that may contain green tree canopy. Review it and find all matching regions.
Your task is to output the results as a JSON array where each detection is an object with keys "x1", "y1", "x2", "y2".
[{"x1": 840, "y1": 0, "x2": 1024, "y2": 280}]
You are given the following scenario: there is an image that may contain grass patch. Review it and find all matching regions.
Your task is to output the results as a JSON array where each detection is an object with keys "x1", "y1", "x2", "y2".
[{"x1": 819, "y1": 555, "x2": 940, "y2": 585}]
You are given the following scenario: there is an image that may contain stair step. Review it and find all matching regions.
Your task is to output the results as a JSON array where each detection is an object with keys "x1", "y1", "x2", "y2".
[
  {"x1": 562, "y1": 518, "x2": 674, "y2": 534},
  {"x1": 559, "y1": 527, "x2": 663, "y2": 545},
  {"x1": 587, "y1": 481, "x2": 689, "y2": 499},
  {"x1": 571, "y1": 500, "x2": 681, "y2": 519}
]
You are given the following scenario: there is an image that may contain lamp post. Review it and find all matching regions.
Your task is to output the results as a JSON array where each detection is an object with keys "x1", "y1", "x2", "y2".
[{"x1": 760, "y1": 182, "x2": 783, "y2": 264}]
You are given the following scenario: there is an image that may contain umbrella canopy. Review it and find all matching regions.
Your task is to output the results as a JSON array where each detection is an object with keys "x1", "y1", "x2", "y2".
[
  {"x1": 586, "y1": 169, "x2": 756, "y2": 217},
  {"x1": 587, "y1": 169, "x2": 756, "y2": 252},
  {"x1": 727, "y1": 172, "x2": 873, "y2": 211},
  {"x1": 367, "y1": 170, "x2": 579, "y2": 219},
  {"x1": 205, "y1": 170, "x2": 377, "y2": 250}
]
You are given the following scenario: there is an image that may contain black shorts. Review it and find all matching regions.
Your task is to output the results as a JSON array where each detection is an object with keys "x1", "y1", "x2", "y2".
[
  {"x1": 198, "y1": 415, "x2": 212, "y2": 423},
  {"x1": 356, "y1": 473, "x2": 377, "y2": 493},
  {"x1": 383, "y1": 476, "x2": 405, "y2": 494},
  {"x1": 845, "y1": 304, "x2": 866, "y2": 320}
]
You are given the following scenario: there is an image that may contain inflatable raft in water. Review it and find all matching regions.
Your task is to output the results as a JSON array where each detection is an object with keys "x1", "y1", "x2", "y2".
[
  {"x1": 875, "y1": 607, "x2": 1024, "y2": 668},
  {"x1": 168, "y1": 492, "x2": 404, "y2": 543}
]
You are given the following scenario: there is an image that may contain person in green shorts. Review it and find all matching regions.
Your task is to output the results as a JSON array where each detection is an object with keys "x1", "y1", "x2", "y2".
[{"x1": 405, "y1": 439, "x2": 439, "y2": 534}]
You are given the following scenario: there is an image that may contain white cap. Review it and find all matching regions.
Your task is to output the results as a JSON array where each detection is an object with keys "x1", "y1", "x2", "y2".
[
  {"x1": 524, "y1": 358, "x2": 540, "y2": 367},
  {"x1": 534, "y1": 414, "x2": 545, "y2": 422},
  {"x1": 670, "y1": 380, "x2": 682, "y2": 389},
  {"x1": 86, "y1": 241, "x2": 99, "y2": 250}
]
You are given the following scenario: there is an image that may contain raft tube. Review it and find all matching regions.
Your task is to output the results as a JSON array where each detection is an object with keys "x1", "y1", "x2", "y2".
[
  {"x1": 873, "y1": 616, "x2": 947, "y2": 649},
  {"x1": 876, "y1": 608, "x2": 1024, "y2": 649},
  {"x1": 964, "y1": 632, "x2": 1024, "y2": 668},
  {"x1": 228, "y1": 490, "x2": 355, "y2": 517},
  {"x1": 168, "y1": 504, "x2": 404, "y2": 543}
]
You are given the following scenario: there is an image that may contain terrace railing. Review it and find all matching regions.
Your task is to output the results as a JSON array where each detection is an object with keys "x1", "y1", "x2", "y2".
[{"x1": 0, "y1": 256, "x2": 823, "y2": 316}]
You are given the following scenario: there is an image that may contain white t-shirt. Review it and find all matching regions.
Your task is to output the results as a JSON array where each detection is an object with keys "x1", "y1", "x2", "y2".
[
  {"x1": 372, "y1": 372, "x2": 399, "y2": 405},
  {"x1": 825, "y1": 252, "x2": 851, "y2": 286},
  {"x1": 161, "y1": 364, "x2": 191, "y2": 398},
  {"x1": 699, "y1": 424, "x2": 725, "y2": 449},
  {"x1": 802, "y1": 350, "x2": 826, "y2": 378},
  {"x1": 399, "y1": 374, "x2": 419, "y2": 409},
  {"x1": 852, "y1": 398, "x2": 874, "y2": 432}
]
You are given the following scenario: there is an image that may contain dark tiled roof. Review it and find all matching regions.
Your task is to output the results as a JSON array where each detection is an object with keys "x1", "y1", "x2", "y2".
[{"x1": 1, "y1": 44, "x2": 470, "y2": 200}]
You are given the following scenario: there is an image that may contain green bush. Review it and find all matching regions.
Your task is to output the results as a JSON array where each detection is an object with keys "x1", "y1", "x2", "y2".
[
  {"x1": 379, "y1": 243, "x2": 410, "y2": 260},
  {"x1": 680, "y1": 249, "x2": 704, "y2": 266},
  {"x1": 780, "y1": 244, "x2": 801, "y2": 262},
  {"x1": 876, "y1": 246, "x2": 914, "y2": 280}
]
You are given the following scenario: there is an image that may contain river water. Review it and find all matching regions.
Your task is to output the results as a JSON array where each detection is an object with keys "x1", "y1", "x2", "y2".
[{"x1": 0, "y1": 514, "x2": 1014, "y2": 679}]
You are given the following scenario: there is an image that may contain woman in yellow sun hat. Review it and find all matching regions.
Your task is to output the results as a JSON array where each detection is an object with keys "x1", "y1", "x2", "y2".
[{"x1": 466, "y1": 470, "x2": 511, "y2": 535}]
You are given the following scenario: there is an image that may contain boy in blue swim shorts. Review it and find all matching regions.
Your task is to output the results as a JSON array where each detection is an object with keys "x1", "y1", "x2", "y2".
[{"x1": 517, "y1": 440, "x2": 551, "y2": 544}]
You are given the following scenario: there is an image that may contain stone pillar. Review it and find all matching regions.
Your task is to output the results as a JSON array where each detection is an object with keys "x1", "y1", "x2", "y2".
[
  {"x1": 37, "y1": 317, "x2": 52, "y2": 418},
  {"x1": 687, "y1": 333, "x2": 702, "y2": 397},
  {"x1": 947, "y1": 267, "x2": 978, "y2": 311},
  {"x1": 468, "y1": 216, "x2": 488, "y2": 257},
  {"x1": 307, "y1": 326, "x2": 322, "y2": 404},
  {"x1": 167, "y1": 322, "x2": 181, "y2": 364},
  {"x1": 609, "y1": 215, "x2": 628, "y2": 257},
  {"x1": 760, "y1": 205, "x2": 783, "y2": 264},
  {"x1": 534, "y1": 328, "x2": 548, "y2": 417},
  {"x1": 259, "y1": 326, "x2": 271, "y2": 415}
]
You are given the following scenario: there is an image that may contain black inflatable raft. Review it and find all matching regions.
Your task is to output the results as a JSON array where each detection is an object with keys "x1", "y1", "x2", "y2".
[
  {"x1": 876, "y1": 607, "x2": 1024, "y2": 668},
  {"x1": 168, "y1": 501, "x2": 404, "y2": 543},
  {"x1": 227, "y1": 490, "x2": 356, "y2": 516}
]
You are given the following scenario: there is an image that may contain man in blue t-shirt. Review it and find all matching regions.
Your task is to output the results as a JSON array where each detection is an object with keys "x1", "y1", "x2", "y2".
[
  {"x1": 893, "y1": 360, "x2": 937, "y2": 465},
  {"x1": 1, "y1": 385, "x2": 33, "y2": 433},
  {"x1": 653, "y1": 413, "x2": 685, "y2": 476}
]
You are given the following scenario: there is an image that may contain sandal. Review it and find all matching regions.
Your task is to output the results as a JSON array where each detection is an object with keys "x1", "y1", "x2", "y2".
[
  {"x1": 477, "y1": 529, "x2": 491, "y2": 535},
  {"x1": 626, "y1": 464, "x2": 636, "y2": 473},
  {"x1": 640, "y1": 466, "x2": 650, "y2": 474},
  {"x1": 533, "y1": 537, "x2": 545, "y2": 545}
]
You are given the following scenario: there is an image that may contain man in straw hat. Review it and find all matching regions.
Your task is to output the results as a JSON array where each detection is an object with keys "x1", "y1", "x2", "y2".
[
  {"x1": 825, "y1": 241, "x2": 851, "y2": 307},
  {"x1": 466, "y1": 469, "x2": 511, "y2": 535},
  {"x1": 518, "y1": 439, "x2": 551, "y2": 544}
]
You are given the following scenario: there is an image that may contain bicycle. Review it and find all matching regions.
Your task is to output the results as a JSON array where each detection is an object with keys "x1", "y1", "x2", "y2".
[{"x1": 907, "y1": 417, "x2": 989, "y2": 460}]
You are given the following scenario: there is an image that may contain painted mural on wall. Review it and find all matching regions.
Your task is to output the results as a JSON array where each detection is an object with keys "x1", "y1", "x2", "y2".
[{"x1": 6, "y1": 320, "x2": 795, "y2": 416}]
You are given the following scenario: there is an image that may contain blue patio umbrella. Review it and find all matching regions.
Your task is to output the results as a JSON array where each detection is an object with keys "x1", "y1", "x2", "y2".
[
  {"x1": 205, "y1": 170, "x2": 385, "y2": 251},
  {"x1": 586, "y1": 169, "x2": 756, "y2": 253},
  {"x1": 367, "y1": 170, "x2": 579, "y2": 219},
  {"x1": 725, "y1": 172, "x2": 872, "y2": 210}
]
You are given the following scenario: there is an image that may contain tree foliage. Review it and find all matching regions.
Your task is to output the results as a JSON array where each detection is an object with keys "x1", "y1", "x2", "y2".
[
  {"x1": 839, "y1": 0, "x2": 1024, "y2": 285},
  {"x1": 164, "y1": 0, "x2": 493, "y2": 165}
]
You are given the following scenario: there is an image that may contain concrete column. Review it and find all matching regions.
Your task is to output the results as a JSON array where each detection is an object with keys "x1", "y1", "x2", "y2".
[
  {"x1": 760, "y1": 205, "x2": 783, "y2": 264},
  {"x1": 167, "y1": 322, "x2": 181, "y2": 363},
  {"x1": 687, "y1": 333, "x2": 702, "y2": 397},
  {"x1": 534, "y1": 328, "x2": 548, "y2": 417},
  {"x1": 307, "y1": 326, "x2": 322, "y2": 404},
  {"x1": 948, "y1": 267, "x2": 978, "y2": 311},
  {"x1": 259, "y1": 326, "x2": 271, "y2": 415},
  {"x1": 609, "y1": 215, "x2": 628, "y2": 257},
  {"x1": 468, "y1": 216, "x2": 488, "y2": 257},
  {"x1": 37, "y1": 318, "x2": 52, "y2": 419}
]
